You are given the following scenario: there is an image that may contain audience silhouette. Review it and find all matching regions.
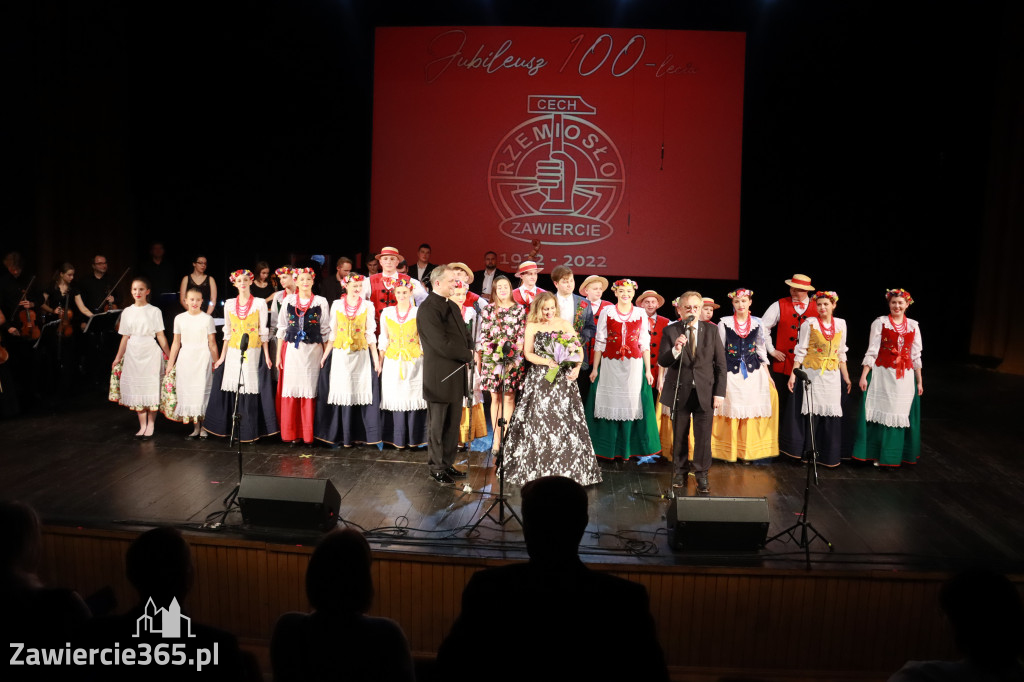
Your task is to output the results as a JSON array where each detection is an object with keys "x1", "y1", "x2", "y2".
[
  {"x1": 435, "y1": 475, "x2": 669, "y2": 682},
  {"x1": 1, "y1": 501, "x2": 91, "y2": 680},
  {"x1": 80, "y1": 526, "x2": 257, "y2": 680},
  {"x1": 889, "y1": 568, "x2": 1024, "y2": 681},
  {"x1": 271, "y1": 526, "x2": 415, "y2": 681}
]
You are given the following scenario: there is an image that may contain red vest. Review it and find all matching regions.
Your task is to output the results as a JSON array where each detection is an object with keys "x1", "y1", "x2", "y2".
[
  {"x1": 772, "y1": 297, "x2": 818, "y2": 375},
  {"x1": 876, "y1": 326, "x2": 915, "y2": 379},
  {"x1": 369, "y1": 274, "x2": 399, "y2": 326},
  {"x1": 512, "y1": 286, "x2": 544, "y2": 307},
  {"x1": 604, "y1": 317, "x2": 644, "y2": 361}
]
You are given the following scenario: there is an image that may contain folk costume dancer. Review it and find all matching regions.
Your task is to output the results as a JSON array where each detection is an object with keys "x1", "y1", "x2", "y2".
[
  {"x1": 205, "y1": 270, "x2": 277, "y2": 442},
  {"x1": 364, "y1": 246, "x2": 427, "y2": 328},
  {"x1": 110, "y1": 278, "x2": 170, "y2": 439},
  {"x1": 377, "y1": 274, "x2": 429, "y2": 449},
  {"x1": 511, "y1": 261, "x2": 545, "y2": 307},
  {"x1": 781, "y1": 290, "x2": 851, "y2": 467},
  {"x1": 164, "y1": 286, "x2": 218, "y2": 438},
  {"x1": 315, "y1": 274, "x2": 382, "y2": 448},
  {"x1": 586, "y1": 279, "x2": 661, "y2": 461},
  {"x1": 761, "y1": 274, "x2": 818, "y2": 413},
  {"x1": 711, "y1": 288, "x2": 779, "y2": 464},
  {"x1": 852, "y1": 288, "x2": 923, "y2": 467},
  {"x1": 276, "y1": 268, "x2": 330, "y2": 446}
]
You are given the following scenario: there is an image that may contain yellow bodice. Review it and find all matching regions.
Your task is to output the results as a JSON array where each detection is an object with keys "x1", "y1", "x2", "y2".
[
  {"x1": 383, "y1": 317, "x2": 422, "y2": 362},
  {"x1": 802, "y1": 326, "x2": 842, "y2": 373},
  {"x1": 334, "y1": 309, "x2": 369, "y2": 352},
  {"x1": 227, "y1": 311, "x2": 260, "y2": 351}
]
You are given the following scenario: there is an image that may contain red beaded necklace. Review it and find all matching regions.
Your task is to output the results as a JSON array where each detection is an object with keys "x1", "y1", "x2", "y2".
[
  {"x1": 819, "y1": 317, "x2": 835, "y2": 341},
  {"x1": 888, "y1": 315, "x2": 908, "y2": 335},
  {"x1": 343, "y1": 296, "x2": 361, "y2": 318},
  {"x1": 235, "y1": 294, "x2": 253, "y2": 320},
  {"x1": 733, "y1": 314, "x2": 751, "y2": 338},
  {"x1": 613, "y1": 303, "x2": 633, "y2": 322},
  {"x1": 395, "y1": 304, "x2": 412, "y2": 324},
  {"x1": 294, "y1": 293, "x2": 313, "y2": 315}
]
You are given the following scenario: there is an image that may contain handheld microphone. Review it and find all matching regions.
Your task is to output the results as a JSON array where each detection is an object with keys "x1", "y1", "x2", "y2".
[
  {"x1": 793, "y1": 367, "x2": 810, "y2": 383},
  {"x1": 502, "y1": 340, "x2": 514, "y2": 357},
  {"x1": 683, "y1": 315, "x2": 695, "y2": 325},
  {"x1": 238, "y1": 333, "x2": 249, "y2": 353}
]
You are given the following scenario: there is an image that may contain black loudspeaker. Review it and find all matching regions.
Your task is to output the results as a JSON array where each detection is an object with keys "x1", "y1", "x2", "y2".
[
  {"x1": 237, "y1": 475, "x2": 341, "y2": 532},
  {"x1": 667, "y1": 496, "x2": 769, "y2": 551}
]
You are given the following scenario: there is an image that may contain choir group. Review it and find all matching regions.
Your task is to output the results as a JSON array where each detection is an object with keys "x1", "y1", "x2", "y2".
[{"x1": 1, "y1": 246, "x2": 923, "y2": 492}]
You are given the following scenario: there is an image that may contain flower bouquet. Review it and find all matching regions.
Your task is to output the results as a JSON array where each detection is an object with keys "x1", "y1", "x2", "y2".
[
  {"x1": 536, "y1": 330, "x2": 583, "y2": 383},
  {"x1": 160, "y1": 367, "x2": 180, "y2": 422}
]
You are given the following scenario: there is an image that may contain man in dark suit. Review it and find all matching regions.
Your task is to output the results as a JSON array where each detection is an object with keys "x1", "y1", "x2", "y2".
[
  {"x1": 416, "y1": 264, "x2": 475, "y2": 484},
  {"x1": 469, "y1": 250, "x2": 510, "y2": 301},
  {"x1": 435, "y1": 476, "x2": 669, "y2": 681},
  {"x1": 659, "y1": 291, "x2": 726, "y2": 494}
]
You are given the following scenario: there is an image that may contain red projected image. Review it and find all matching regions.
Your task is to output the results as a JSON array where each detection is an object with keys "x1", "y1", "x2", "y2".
[{"x1": 371, "y1": 27, "x2": 745, "y2": 279}]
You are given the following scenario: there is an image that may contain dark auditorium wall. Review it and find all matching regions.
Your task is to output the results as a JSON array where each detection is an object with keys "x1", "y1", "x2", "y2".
[{"x1": 3, "y1": 0, "x2": 1017, "y2": 364}]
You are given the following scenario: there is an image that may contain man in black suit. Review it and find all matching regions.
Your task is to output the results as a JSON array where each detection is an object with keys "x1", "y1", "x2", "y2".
[
  {"x1": 436, "y1": 476, "x2": 669, "y2": 681},
  {"x1": 410, "y1": 243, "x2": 436, "y2": 289},
  {"x1": 416, "y1": 264, "x2": 475, "y2": 484},
  {"x1": 469, "y1": 250, "x2": 510, "y2": 301},
  {"x1": 659, "y1": 291, "x2": 726, "y2": 494}
]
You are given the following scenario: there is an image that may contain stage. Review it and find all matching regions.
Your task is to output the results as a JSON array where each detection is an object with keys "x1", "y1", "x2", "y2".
[{"x1": 4, "y1": 363, "x2": 1023, "y2": 679}]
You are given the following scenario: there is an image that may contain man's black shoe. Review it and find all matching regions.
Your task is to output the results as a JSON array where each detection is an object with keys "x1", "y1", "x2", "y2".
[
  {"x1": 695, "y1": 472, "x2": 710, "y2": 494},
  {"x1": 445, "y1": 466, "x2": 468, "y2": 478},
  {"x1": 431, "y1": 471, "x2": 455, "y2": 484}
]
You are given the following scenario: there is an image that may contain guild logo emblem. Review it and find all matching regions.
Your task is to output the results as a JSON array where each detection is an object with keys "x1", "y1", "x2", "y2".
[{"x1": 488, "y1": 96, "x2": 624, "y2": 246}]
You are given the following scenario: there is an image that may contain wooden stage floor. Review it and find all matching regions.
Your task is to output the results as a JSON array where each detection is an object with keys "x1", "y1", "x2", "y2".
[{"x1": 3, "y1": 363, "x2": 1022, "y2": 574}]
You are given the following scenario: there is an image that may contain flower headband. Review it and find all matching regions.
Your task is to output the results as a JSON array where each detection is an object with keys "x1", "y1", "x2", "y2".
[
  {"x1": 613, "y1": 278, "x2": 638, "y2": 290},
  {"x1": 450, "y1": 280, "x2": 467, "y2": 290},
  {"x1": 229, "y1": 269, "x2": 254, "y2": 284},
  {"x1": 885, "y1": 288, "x2": 913, "y2": 305},
  {"x1": 344, "y1": 274, "x2": 366, "y2": 284},
  {"x1": 274, "y1": 267, "x2": 293, "y2": 277},
  {"x1": 728, "y1": 288, "x2": 754, "y2": 300},
  {"x1": 814, "y1": 290, "x2": 839, "y2": 304},
  {"x1": 293, "y1": 267, "x2": 316, "y2": 279},
  {"x1": 393, "y1": 274, "x2": 412, "y2": 289}
]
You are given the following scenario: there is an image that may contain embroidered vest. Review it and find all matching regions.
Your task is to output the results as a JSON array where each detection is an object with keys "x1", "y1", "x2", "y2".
[
  {"x1": 724, "y1": 324, "x2": 762, "y2": 375},
  {"x1": 333, "y1": 308, "x2": 368, "y2": 352},
  {"x1": 771, "y1": 297, "x2": 818, "y2": 375},
  {"x1": 875, "y1": 326, "x2": 914, "y2": 379},
  {"x1": 283, "y1": 302, "x2": 323, "y2": 345},
  {"x1": 369, "y1": 274, "x2": 400, "y2": 325},
  {"x1": 803, "y1": 325, "x2": 842, "y2": 373},
  {"x1": 227, "y1": 309, "x2": 260, "y2": 351},
  {"x1": 604, "y1": 316, "x2": 643, "y2": 360}
]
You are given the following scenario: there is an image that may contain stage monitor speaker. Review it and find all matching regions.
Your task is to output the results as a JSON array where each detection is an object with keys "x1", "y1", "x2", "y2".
[
  {"x1": 238, "y1": 474, "x2": 341, "y2": 532},
  {"x1": 667, "y1": 496, "x2": 769, "y2": 551}
]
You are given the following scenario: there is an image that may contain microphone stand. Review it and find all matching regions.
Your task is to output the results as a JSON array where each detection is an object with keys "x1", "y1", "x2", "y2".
[
  {"x1": 467, "y1": 342, "x2": 522, "y2": 532},
  {"x1": 216, "y1": 334, "x2": 250, "y2": 526},
  {"x1": 766, "y1": 367, "x2": 834, "y2": 568}
]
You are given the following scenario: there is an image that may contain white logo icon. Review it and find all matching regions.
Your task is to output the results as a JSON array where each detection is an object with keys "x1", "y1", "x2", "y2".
[{"x1": 133, "y1": 597, "x2": 196, "y2": 638}]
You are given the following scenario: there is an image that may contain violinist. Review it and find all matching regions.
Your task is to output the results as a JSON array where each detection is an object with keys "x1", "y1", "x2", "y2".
[
  {"x1": 78, "y1": 255, "x2": 121, "y2": 391},
  {"x1": 78, "y1": 255, "x2": 119, "y2": 313},
  {"x1": 41, "y1": 263, "x2": 94, "y2": 330},
  {"x1": 0, "y1": 252, "x2": 43, "y2": 410},
  {"x1": 1, "y1": 252, "x2": 42, "y2": 332},
  {"x1": 40, "y1": 263, "x2": 93, "y2": 397}
]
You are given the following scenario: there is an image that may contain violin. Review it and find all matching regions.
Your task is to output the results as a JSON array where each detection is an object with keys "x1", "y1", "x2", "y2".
[
  {"x1": 16, "y1": 276, "x2": 40, "y2": 340},
  {"x1": 57, "y1": 293, "x2": 73, "y2": 338}
]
